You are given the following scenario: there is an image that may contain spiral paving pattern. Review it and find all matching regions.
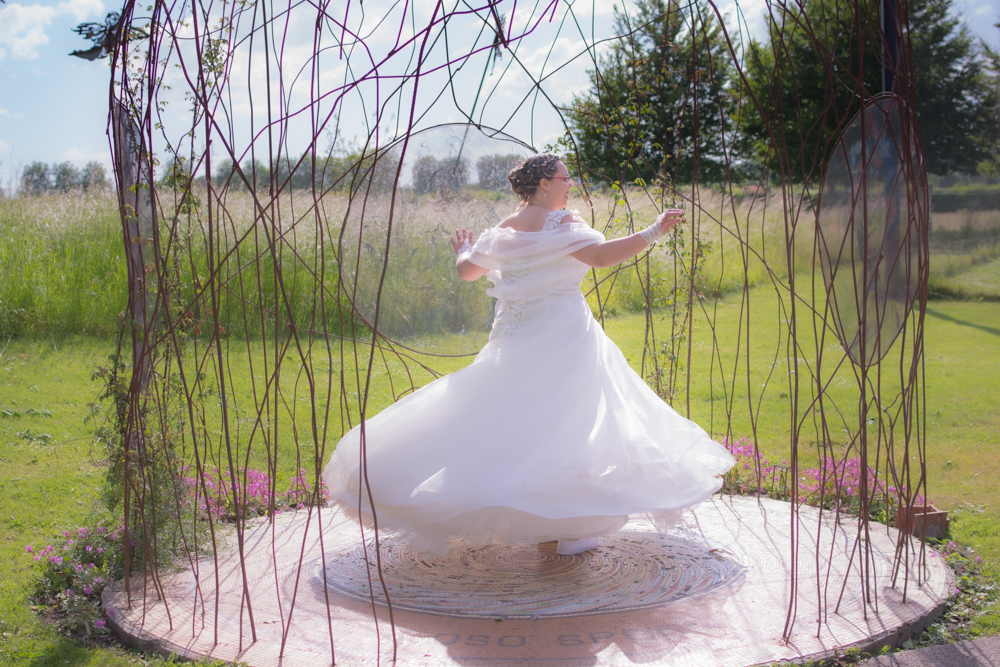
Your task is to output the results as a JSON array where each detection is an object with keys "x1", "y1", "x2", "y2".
[{"x1": 315, "y1": 530, "x2": 745, "y2": 618}]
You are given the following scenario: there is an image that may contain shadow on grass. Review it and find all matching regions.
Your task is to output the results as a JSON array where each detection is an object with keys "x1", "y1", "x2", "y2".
[{"x1": 926, "y1": 308, "x2": 1000, "y2": 337}]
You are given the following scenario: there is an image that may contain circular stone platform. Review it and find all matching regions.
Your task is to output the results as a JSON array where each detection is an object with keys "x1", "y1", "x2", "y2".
[{"x1": 103, "y1": 497, "x2": 951, "y2": 666}]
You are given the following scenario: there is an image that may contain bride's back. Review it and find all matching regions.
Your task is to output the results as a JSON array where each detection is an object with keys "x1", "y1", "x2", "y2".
[{"x1": 497, "y1": 206, "x2": 552, "y2": 233}]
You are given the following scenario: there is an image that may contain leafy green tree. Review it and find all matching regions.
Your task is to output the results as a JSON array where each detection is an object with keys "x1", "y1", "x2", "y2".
[
  {"x1": 213, "y1": 158, "x2": 239, "y2": 190},
  {"x1": 475, "y1": 154, "x2": 522, "y2": 190},
  {"x1": 740, "y1": 0, "x2": 1000, "y2": 180},
  {"x1": 565, "y1": 0, "x2": 736, "y2": 185},
  {"x1": 20, "y1": 162, "x2": 50, "y2": 196},
  {"x1": 413, "y1": 155, "x2": 441, "y2": 195},
  {"x1": 52, "y1": 162, "x2": 81, "y2": 192},
  {"x1": 81, "y1": 161, "x2": 108, "y2": 191},
  {"x1": 412, "y1": 155, "x2": 470, "y2": 195},
  {"x1": 240, "y1": 158, "x2": 270, "y2": 192},
  {"x1": 974, "y1": 23, "x2": 1000, "y2": 178}
]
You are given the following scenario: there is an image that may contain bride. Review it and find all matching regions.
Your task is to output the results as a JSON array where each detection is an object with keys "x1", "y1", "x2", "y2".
[{"x1": 323, "y1": 154, "x2": 735, "y2": 556}]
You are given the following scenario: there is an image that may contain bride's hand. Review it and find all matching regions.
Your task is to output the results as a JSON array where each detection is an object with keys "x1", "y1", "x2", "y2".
[
  {"x1": 450, "y1": 228, "x2": 475, "y2": 255},
  {"x1": 655, "y1": 208, "x2": 685, "y2": 233}
]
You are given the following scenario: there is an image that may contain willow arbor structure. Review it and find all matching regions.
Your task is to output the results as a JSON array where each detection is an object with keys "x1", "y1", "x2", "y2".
[{"x1": 99, "y1": 0, "x2": 936, "y2": 663}]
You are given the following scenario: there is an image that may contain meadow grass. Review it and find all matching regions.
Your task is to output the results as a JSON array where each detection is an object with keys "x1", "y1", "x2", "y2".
[
  {"x1": 0, "y1": 193, "x2": 125, "y2": 336},
  {"x1": 5, "y1": 189, "x2": 998, "y2": 340}
]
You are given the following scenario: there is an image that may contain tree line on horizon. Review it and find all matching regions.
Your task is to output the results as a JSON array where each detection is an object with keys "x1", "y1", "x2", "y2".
[
  {"x1": 16, "y1": 161, "x2": 109, "y2": 196},
  {"x1": 157, "y1": 151, "x2": 523, "y2": 199}
]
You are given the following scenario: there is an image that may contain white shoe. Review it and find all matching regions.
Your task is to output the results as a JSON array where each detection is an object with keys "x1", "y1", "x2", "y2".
[{"x1": 556, "y1": 537, "x2": 599, "y2": 555}]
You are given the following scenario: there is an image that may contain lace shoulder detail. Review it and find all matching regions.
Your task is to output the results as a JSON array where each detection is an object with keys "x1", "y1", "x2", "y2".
[{"x1": 541, "y1": 209, "x2": 578, "y2": 231}]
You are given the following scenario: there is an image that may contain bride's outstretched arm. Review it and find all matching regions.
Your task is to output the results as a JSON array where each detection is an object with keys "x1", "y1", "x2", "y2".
[
  {"x1": 451, "y1": 228, "x2": 490, "y2": 281},
  {"x1": 571, "y1": 209, "x2": 684, "y2": 268}
]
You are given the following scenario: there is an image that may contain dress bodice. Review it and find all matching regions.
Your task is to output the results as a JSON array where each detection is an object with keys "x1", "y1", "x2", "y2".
[{"x1": 467, "y1": 209, "x2": 604, "y2": 340}]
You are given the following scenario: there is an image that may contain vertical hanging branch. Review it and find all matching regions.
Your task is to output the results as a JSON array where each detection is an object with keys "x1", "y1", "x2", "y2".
[
  {"x1": 111, "y1": 98, "x2": 160, "y2": 599},
  {"x1": 113, "y1": 102, "x2": 159, "y2": 397}
]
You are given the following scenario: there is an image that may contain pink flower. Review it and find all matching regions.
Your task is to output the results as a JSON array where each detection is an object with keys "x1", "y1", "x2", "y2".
[
  {"x1": 95, "y1": 620, "x2": 106, "y2": 628},
  {"x1": 85, "y1": 546, "x2": 92, "y2": 552},
  {"x1": 96, "y1": 547, "x2": 103, "y2": 554},
  {"x1": 107, "y1": 608, "x2": 115, "y2": 616},
  {"x1": 25, "y1": 545, "x2": 33, "y2": 553},
  {"x1": 63, "y1": 531, "x2": 69, "y2": 538},
  {"x1": 65, "y1": 589, "x2": 74, "y2": 597},
  {"x1": 67, "y1": 539, "x2": 74, "y2": 546},
  {"x1": 84, "y1": 586, "x2": 93, "y2": 595}
]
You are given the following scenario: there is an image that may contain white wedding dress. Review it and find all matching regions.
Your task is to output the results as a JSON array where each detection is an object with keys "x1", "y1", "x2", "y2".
[{"x1": 323, "y1": 209, "x2": 735, "y2": 554}]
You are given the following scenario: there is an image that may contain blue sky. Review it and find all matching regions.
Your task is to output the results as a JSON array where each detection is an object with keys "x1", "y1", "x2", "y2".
[
  {"x1": 1, "y1": 0, "x2": 997, "y2": 194},
  {"x1": 0, "y1": 0, "x2": 114, "y2": 191}
]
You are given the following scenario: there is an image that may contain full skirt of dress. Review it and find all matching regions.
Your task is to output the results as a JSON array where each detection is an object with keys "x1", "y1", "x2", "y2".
[{"x1": 323, "y1": 292, "x2": 735, "y2": 554}]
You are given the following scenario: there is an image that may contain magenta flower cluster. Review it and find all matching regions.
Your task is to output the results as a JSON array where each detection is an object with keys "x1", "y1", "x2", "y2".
[
  {"x1": 722, "y1": 437, "x2": 926, "y2": 514},
  {"x1": 798, "y1": 455, "x2": 925, "y2": 508},
  {"x1": 25, "y1": 522, "x2": 122, "y2": 638},
  {"x1": 182, "y1": 466, "x2": 329, "y2": 522},
  {"x1": 721, "y1": 438, "x2": 789, "y2": 496}
]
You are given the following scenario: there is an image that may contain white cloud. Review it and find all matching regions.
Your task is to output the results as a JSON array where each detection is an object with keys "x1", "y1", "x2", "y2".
[
  {"x1": 0, "y1": 3, "x2": 58, "y2": 60},
  {"x1": 718, "y1": 0, "x2": 771, "y2": 42},
  {"x1": 0, "y1": 107, "x2": 9, "y2": 118},
  {"x1": 483, "y1": 36, "x2": 596, "y2": 106},
  {"x1": 58, "y1": 0, "x2": 103, "y2": 22},
  {"x1": 62, "y1": 147, "x2": 108, "y2": 163},
  {"x1": 0, "y1": 0, "x2": 103, "y2": 61},
  {"x1": 593, "y1": 1, "x2": 624, "y2": 17},
  {"x1": 974, "y1": 3, "x2": 994, "y2": 15}
]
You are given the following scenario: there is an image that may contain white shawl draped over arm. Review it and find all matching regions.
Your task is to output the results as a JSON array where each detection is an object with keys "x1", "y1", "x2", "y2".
[{"x1": 467, "y1": 222, "x2": 605, "y2": 274}]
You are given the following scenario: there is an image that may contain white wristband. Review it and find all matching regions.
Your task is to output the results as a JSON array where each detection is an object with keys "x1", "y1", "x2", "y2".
[
  {"x1": 639, "y1": 223, "x2": 663, "y2": 247},
  {"x1": 456, "y1": 241, "x2": 473, "y2": 261}
]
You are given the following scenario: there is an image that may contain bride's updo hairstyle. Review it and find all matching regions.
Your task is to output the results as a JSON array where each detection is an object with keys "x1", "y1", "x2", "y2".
[{"x1": 507, "y1": 153, "x2": 560, "y2": 206}]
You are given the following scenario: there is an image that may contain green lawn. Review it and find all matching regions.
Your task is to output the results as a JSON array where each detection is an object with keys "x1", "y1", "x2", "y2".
[{"x1": 1, "y1": 288, "x2": 999, "y2": 663}]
